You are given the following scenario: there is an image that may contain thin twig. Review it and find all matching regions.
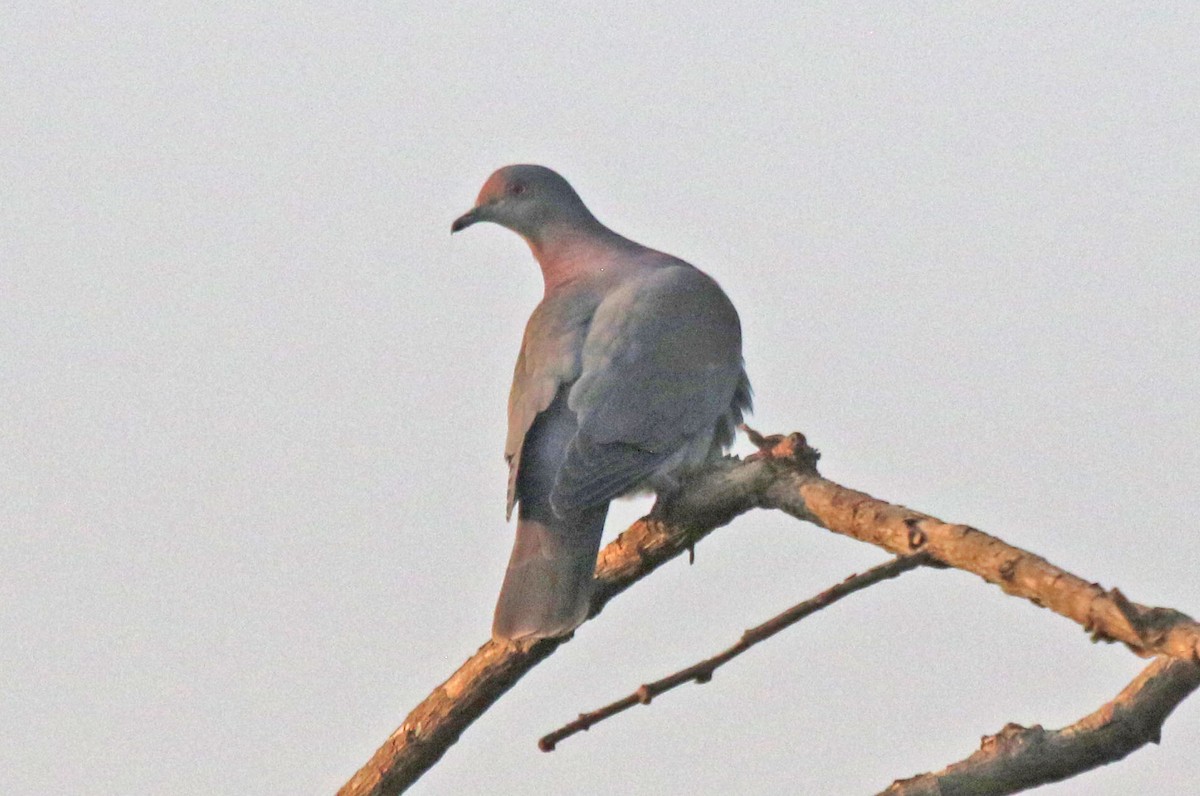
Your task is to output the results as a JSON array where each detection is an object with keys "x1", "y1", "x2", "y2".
[
  {"x1": 879, "y1": 656, "x2": 1200, "y2": 795},
  {"x1": 539, "y1": 553, "x2": 932, "y2": 751}
]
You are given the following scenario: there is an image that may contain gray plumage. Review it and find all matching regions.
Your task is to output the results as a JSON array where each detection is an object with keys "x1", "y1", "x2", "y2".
[{"x1": 452, "y1": 165, "x2": 752, "y2": 643}]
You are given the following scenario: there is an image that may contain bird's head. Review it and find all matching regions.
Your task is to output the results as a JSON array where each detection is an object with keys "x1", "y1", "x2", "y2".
[{"x1": 451, "y1": 165, "x2": 596, "y2": 240}]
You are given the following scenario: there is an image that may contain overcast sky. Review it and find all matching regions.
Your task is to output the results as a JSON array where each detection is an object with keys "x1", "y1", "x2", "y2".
[{"x1": 3, "y1": 3, "x2": 1198, "y2": 794}]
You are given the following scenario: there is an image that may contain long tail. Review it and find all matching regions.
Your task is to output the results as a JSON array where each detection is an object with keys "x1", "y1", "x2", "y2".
[{"x1": 492, "y1": 506, "x2": 607, "y2": 643}]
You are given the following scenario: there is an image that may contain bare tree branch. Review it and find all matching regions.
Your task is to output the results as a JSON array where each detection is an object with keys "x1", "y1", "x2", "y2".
[
  {"x1": 879, "y1": 656, "x2": 1200, "y2": 795},
  {"x1": 749, "y1": 432, "x2": 1200, "y2": 662},
  {"x1": 538, "y1": 553, "x2": 933, "y2": 751},
  {"x1": 339, "y1": 431, "x2": 1200, "y2": 796}
]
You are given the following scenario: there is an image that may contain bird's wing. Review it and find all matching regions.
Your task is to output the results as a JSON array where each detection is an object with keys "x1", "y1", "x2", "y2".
[
  {"x1": 504, "y1": 291, "x2": 596, "y2": 519},
  {"x1": 552, "y1": 264, "x2": 745, "y2": 512}
]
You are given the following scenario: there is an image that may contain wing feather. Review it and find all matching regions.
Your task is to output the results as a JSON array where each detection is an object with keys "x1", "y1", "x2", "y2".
[{"x1": 553, "y1": 265, "x2": 745, "y2": 512}]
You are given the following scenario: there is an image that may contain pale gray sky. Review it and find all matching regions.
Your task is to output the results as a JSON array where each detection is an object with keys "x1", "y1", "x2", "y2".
[{"x1": 3, "y1": 4, "x2": 1198, "y2": 794}]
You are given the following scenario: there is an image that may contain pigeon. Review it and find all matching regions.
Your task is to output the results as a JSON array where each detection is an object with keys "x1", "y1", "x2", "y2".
[{"x1": 452, "y1": 165, "x2": 752, "y2": 643}]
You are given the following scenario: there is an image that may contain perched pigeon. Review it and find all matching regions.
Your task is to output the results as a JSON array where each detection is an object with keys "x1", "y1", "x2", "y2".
[{"x1": 452, "y1": 165, "x2": 752, "y2": 643}]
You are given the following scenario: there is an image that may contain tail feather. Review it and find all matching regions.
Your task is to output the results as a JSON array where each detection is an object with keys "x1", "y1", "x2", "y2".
[{"x1": 492, "y1": 508, "x2": 607, "y2": 643}]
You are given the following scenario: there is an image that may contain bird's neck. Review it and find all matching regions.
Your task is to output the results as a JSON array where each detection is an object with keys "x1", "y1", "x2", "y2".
[{"x1": 526, "y1": 222, "x2": 639, "y2": 292}]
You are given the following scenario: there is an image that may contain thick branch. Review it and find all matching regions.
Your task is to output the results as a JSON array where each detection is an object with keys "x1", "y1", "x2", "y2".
[
  {"x1": 340, "y1": 431, "x2": 1200, "y2": 796},
  {"x1": 879, "y1": 656, "x2": 1200, "y2": 795},
  {"x1": 539, "y1": 553, "x2": 932, "y2": 751},
  {"x1": 751, "y1": 433, "x2": 1200, "y2": 662}
]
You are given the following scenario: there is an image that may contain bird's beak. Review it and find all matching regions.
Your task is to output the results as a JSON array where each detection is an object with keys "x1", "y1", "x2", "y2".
[{"x1": 451, "y1": 207, "x2": 481, "y2": 233}]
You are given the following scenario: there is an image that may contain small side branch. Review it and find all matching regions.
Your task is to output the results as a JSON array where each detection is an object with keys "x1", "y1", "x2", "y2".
[
  {"x1": 879, "y1": 656, "x2": 1200, "y2": 795},
  {"x1": 539, "y1": 553, "x2": 931, "y2": 751}
]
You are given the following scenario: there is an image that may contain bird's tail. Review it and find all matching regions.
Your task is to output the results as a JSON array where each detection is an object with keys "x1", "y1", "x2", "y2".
[{"x1": 492, "y1": 507, "x2": 607, "y2": 643}]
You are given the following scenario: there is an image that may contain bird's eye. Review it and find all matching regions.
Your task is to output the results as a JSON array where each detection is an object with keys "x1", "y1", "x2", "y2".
[{"x1": 510, "y1": 183, "x2": 527, "y2": 196}]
